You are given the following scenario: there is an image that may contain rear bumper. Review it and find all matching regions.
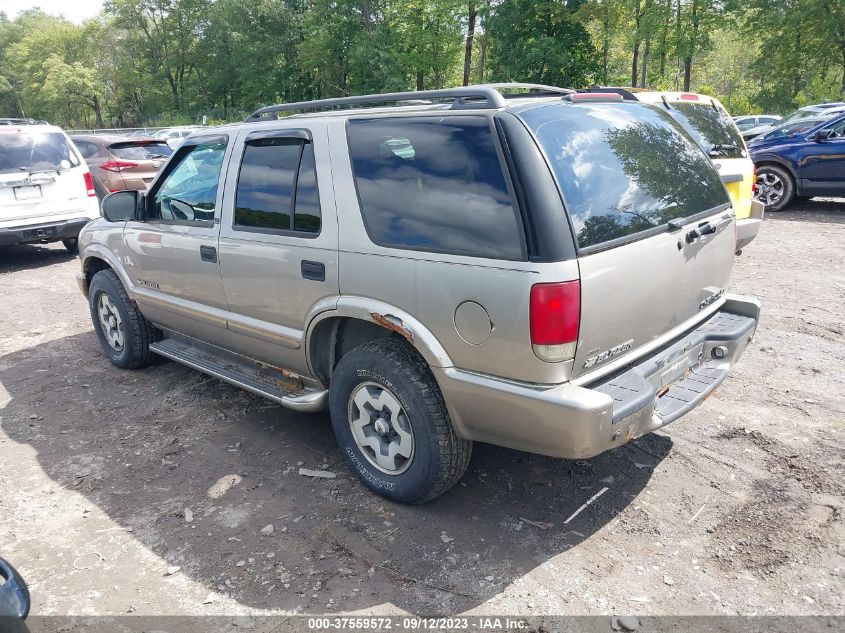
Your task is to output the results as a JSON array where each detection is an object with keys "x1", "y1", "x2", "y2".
[
  {"x1": 735, "y1": 200, "x2": 765, "y2": 252},
  {"x1": 436, "y1": 294, "x2": 760, "y2": 459},
  {"x1": 0, "y1": 217, "x2": 92, "y2": 247}
]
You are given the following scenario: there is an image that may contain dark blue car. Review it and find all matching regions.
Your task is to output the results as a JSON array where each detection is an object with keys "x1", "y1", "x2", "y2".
[{"x1": 750, "y1": 112, "x2": 845, "y2": 211}]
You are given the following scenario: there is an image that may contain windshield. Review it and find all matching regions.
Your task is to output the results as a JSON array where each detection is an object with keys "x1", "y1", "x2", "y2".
[
  {"x1": 782, "y1": 107, "x2": 821, "y2": 124},
  {"x1": 108, "y1": 142, "x2": 173, "y2": 160},
  {"x1": 0, "y1": 130, "x2": 81, "y2": 174},
  {"x1": 665, "y1": 102, "x2": 746, "y2": 159},
  {"x1": 521, "y1": 102, "x2": 729, "y2": 251},
  {"x1": 757, "y1": 118, "x2": 825, "y2": 141}
]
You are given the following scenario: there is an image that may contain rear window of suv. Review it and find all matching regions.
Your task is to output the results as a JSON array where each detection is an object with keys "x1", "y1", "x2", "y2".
[
  {"x1": 347, "y1": 116, "x2": 523, "y2": 260},
  {"x1": 520, "y1": 102, "x2": 728, "y2": 251},
  {"x1": 0, "y1": 130, "x2": 81, "y2": 174},
  {"x1": 665, "y1": 101, "x2": 746, "y2": 159}
]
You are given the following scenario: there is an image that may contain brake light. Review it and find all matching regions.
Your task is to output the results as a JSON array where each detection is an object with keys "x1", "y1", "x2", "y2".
[
  {"x1": 530, "y1": 281, "x2": 580, "y2": 362},
  {"x1": 680, "y1": 93, "x2": 700, "y2": 100},
  {"x1": 83, "y1": 172, "x2": 96, "y2": 197},
  {"x1": 101, "y1": 160, "x2": 139, "y2": 172},
  {"x1": 567, "y1": 92, "x2": 624, "y2": 102}
]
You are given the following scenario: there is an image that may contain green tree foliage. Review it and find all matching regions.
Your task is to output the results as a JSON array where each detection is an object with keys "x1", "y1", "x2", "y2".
[
  {"x1": 0, "y1": 0, "x2": 840, "y2": 128},
  {"x1": 486, "y1": 0, "x2": 600, "y2": 86}
]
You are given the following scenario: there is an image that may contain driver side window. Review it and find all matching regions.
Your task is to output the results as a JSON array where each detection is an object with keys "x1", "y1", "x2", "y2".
[{"x1": 150, "y1": 141, "x2": 227, "y2": 223}]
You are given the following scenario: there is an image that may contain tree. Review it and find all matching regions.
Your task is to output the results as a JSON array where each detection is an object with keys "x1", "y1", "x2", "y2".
[{"x1": 486, "y1": 0, "x2": 600, "y2": 87}]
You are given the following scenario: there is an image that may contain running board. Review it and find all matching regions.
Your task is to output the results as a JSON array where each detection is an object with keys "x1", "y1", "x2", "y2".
[{"x1": 149, "y1": 335, "x2": 328, "y2": 413}]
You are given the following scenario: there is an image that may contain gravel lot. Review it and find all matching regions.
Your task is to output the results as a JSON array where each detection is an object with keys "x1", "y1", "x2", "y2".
[{"x1": 1, "y1": 199, "x2": 843, "y2": 618}]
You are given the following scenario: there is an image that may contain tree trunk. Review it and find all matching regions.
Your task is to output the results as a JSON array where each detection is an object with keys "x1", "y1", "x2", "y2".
[
  {"x1": 416, "y1": 71, "x2": 424, "y2": 91},
  {"x1": 93, "y1": 94, "x2": 104, "y2": 128},
  {"x1": 631, "y1": 0, "x2": 642, "y2": 87},
  {"x1": 641, "y1": 38, "x2": 650, "y2": 86},
  {"x1": 477, "y1": 35, "x2": 487, "y2": 82},
  {"x1": 683, "y1": 57, "x2": 692, "y2": 90},
  {"x1": 683, "y1": 0, "x2": 699, "y2": 91},
  {"x1": 602, "y1": 14, "x2": 610, "y2": 84},
  {"x1": 463, "y1": 3, "x2": 477, "y2": 86}
]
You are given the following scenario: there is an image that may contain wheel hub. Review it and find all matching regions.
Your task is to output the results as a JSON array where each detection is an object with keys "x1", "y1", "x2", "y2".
[
  {"x1": 97, "y1": 293, "x2": 124, "y2": 352},
  {"x1": 348, "y1": 382, "x2": 414, "y2": 475}
]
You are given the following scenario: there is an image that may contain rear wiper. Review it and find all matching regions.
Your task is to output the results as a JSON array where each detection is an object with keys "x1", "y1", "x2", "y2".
[{"x1": 708, "y1": 143, "x2": 739, "y2": 157}]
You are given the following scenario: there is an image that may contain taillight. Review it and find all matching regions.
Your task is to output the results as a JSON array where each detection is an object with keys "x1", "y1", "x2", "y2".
[
  {"x1": 83, "y1": 172, "x2": 96, "y2": 197},
  {"x1": 529, "y1": 281, "x2": 580, "y2": 363},
  {"x1": 101, "y1": 160, "x2": 139, "y2": 172}
]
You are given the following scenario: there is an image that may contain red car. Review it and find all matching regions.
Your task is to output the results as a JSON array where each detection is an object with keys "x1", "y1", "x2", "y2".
[{"x1": 70, "y1": 135, "x2": 172, "y2": 198}]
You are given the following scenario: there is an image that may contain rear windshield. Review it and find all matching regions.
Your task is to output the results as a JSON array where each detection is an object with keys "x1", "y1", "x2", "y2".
[
  {"x1": 520, "y1": 102, "x2": 729, "y2": 251},
  {"x1": 0, "y1": 131, "x2": 81, "y2": 174},
  {"x1": 108, "y1": 142, "x2": 173, "y2": 160},
  {"x1": 667, "y1": 102, "x2": 746, "y2": 158}
]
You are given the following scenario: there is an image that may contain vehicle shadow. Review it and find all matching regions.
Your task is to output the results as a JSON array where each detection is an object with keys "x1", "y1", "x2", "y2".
[
  {"x1": 0, "y1": 331, "x2": 671, "y2": 615},
  {"x1": 771, "y1": 198, "x2": 845, "y2": 224},
  {"x1": 0, "y1": 244, "x2": 76, "y2": 274}
]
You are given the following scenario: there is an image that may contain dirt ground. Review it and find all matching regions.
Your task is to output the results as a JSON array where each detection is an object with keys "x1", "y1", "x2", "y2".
[{"x1": 1, "y1": 199, "x2": 843, "y2": 619}]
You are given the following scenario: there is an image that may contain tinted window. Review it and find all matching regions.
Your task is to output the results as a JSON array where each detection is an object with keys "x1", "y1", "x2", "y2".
[
  {"x1": 73, "y1": 140, "x2": 99, "y2": 159},
  {"x1": 234, "y1": 137, "x2": 321, "y2": 234},
  {"x1": 0, "y1": 131, "x2": 81, "y2": 174},
  {"x1": 521, "y1": 102, "x2": 729, "y2": 251},
  {"x1": 758, "y1": 118, "x2": 825, "y2": 141},
  {"x1": 109, "y1": 142, "x2": 173, "y2": 160},
  {"x1": 347, "y1": 116, "x2": 522, "y2": 259},
  {"x1": 151, "y1": 141, "x2": 226, "y2": 223},
  {"x1": 667, "y1": 102, "x2": 746, "y2": 159}
]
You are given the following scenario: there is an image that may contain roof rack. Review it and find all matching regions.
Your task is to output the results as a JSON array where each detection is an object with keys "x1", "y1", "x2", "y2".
[
  {"x1": 245, "y1": 83, "x2": 575, "y2": 122},
  {"x1": 0, "y1": 117, "x2": 48, "y2": 126},
  {"x1": 578, "y1": 86, "x2": 642, "y2": 101}
]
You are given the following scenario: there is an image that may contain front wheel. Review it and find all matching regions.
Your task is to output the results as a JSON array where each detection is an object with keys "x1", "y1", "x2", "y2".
[
  {"x1": 329, "y1": 338, "x2": 472, "y2": 504},
  {"x1": 61, "y1": 238, "x2": 79, "y2": 254},
  {"x1": 88, "y1": 269, "x2": 159, "y2": 369},
  {"x1": 754, "y1": 164, "x2": 795, "y2": 212}
]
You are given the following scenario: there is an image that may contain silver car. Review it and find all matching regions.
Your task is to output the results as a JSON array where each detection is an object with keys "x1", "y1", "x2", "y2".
[{"x1": 76, "y1": 84, "x2": 760, "y2": 503}]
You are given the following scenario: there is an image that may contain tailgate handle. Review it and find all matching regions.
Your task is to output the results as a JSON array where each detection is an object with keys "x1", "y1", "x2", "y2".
[{"x1": 686, "y1": 216, "x2": 732, "y2": 243}]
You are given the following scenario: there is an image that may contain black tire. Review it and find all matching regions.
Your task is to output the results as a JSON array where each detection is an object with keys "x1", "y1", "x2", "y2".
[
  {"x1": 88, "y1": 269, "x2": 159, "y2": 369},
  {"x1": 755, "y1": 164, "x2": 795, "y2": 212},
  {"x1": 329, "y1": 338, "x2": 472, "y2": 504},
  {"x1": 61, "y1": 238, "x2": 79, "y2": 254}
]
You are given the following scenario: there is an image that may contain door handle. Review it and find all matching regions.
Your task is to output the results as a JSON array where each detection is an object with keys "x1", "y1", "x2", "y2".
[
  {"x1": 200, "y1": 245, "x2": 217, "y2": 263},
  {"x1": 301, "y1": 260, "x2": 325, "y2": 282}
]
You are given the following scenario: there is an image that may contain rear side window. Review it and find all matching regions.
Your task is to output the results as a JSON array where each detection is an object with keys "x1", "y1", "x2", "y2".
[
  {"x1": 234, "y1": 136, "x2": 321, "y2": 234},
  {"x1": 109, "y1": 142, "x2": 173, "y2": 160},
  {"x1": 0, "y1": 131, "x2": 81, "y2": 174},
  {"x1": 668, "y1": 102, "x2": 746, "y2": 158},
  {"x1": 347, "y1": 116, "x2": 523, "y2": 260},
  {"x1": 520, "y1": 102, "x2": 728, "y2": 251}
]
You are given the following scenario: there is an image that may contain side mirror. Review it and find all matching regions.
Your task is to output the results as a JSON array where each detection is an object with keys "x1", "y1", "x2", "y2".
[
  {"x1": 101, "y1": 190, "x2": 141, "y2": 222},
  {"x1": 0, "y1": 558, "x2": 30, "y2": 620},
  {"x1": 809, "y1": 129, "x2": 834, "y2": 142}
]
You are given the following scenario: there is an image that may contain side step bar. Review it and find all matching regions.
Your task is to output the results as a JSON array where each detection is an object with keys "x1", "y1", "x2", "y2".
[{"x1": 149, "y1": 336, "x2": 328, "y2": 413}]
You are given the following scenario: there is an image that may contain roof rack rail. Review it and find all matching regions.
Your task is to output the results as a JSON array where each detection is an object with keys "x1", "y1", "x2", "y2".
[
  {"x1": 579, "y1": 86, "x2": 642, "y2": 101},
  {"x1": 245, "y1": 83, "x2": 575, "y2": 122},
  {"x1": 0, "y1": 117, "x2": 48, "y2": 126}
]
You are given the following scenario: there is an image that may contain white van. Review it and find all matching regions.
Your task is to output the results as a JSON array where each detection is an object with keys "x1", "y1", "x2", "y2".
[{"x1": 0, "y1": 119, "x2": 100, "y2": 253}]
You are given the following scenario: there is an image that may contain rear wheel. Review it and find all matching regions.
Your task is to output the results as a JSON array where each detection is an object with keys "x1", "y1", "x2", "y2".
[
  {"x1": 328, "y1": 338, "x2": 472, "y2": 504},
  {"x1": 754, "y1": 164, "x2": 795, "y2": 212},
  {"x1": 88, "y1": 269, "x2": 159, "y2": 369},
  {"x1": 61, "y1": 238, "x2": 79, "y2": 254}
]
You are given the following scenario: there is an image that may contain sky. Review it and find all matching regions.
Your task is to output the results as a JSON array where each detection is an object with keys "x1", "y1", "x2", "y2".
[{"x1": 0, "y1": 0, "x2": 103, "y2": 23}]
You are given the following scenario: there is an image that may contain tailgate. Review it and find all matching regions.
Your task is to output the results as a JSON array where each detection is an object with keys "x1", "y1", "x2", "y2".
[
  {"x1": 573, "y1": 209, "x2": 734, "y2": 379},
  {"x1": 0, "y1": 128, "x2": 88, "y2": 223},
  {"x1": 517, "y1": 100, "x2": 736, "y2": 380}
]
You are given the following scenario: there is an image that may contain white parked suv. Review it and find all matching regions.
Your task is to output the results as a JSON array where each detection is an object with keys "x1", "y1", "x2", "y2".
[{"x1": 0, "y1": 118, "x2": 100, "y2": 252}]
